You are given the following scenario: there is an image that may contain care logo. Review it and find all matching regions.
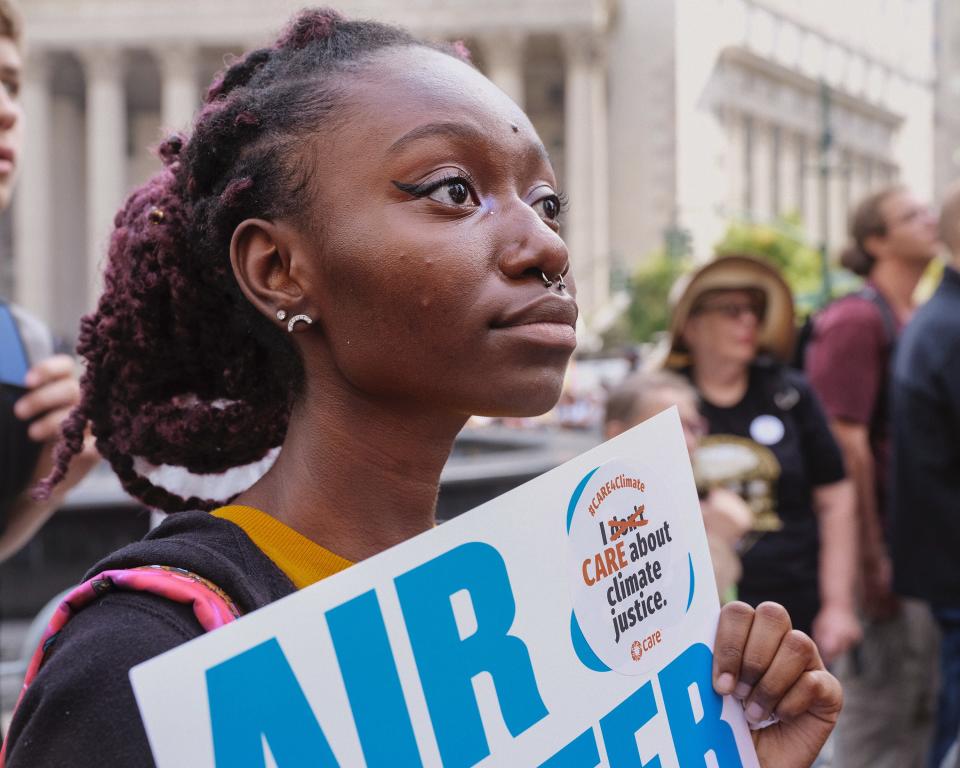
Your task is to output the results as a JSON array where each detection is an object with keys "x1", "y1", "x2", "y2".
[{"x1": 566, "y1": 458, "x2": 693, "y2": 675}]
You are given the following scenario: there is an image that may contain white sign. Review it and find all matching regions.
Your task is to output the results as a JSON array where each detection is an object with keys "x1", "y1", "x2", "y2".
[{"x1": 131, "y1": 408, "x2": 760, "y2": 767}]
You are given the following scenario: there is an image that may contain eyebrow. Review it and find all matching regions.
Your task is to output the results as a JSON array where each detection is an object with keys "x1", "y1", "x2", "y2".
[{"x1": 387, "y1": 120, "x2": 550, "y2": 164}]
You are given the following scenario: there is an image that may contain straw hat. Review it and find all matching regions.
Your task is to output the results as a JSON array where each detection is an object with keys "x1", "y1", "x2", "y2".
[{"x1": 662, "y1": 254, "x2": 795, "y2": 369}]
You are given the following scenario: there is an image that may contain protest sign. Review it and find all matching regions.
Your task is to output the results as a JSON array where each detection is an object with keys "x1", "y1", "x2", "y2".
[{"x1": 131, "y1": 408, "x2": 761, "y2": 767}]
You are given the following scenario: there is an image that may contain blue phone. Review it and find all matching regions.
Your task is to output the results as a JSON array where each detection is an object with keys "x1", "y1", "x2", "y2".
[{"x1": 0, "y1": 302, "x2": 30, "y2": 388}]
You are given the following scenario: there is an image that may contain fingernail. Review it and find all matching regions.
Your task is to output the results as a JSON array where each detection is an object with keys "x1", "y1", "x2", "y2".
[
  {"x1": 734, "y1": 682, "x2": 752, "y2": 700},
  {"x1": 716, "y1": 673, "x2": 735, "y2": 694},
  {"x1": 745, "y1": 702, "x2": 765, "y2": 724},
  {"x1": 24, "y1": 370, "x2": 37, "y2": 387}
]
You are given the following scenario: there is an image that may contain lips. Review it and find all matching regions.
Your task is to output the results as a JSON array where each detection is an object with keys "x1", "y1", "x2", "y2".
[
  {"x1": 491, "y1": 295, "x2": 579, "y2": 349},
  {"x1": 0, "y1": 145, "x2": 16, "y2": 174},
  {"x1": 492, "y1": 295, "x2": 579, "y2": 330}
]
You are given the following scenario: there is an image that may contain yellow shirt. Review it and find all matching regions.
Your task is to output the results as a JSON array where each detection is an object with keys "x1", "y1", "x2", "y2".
[{"x1": 212, "y1": 505, "x2": 353, "y2": 588}]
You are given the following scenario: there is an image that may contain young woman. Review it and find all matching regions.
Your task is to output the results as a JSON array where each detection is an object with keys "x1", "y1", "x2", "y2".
[
  {"x1": 4, "y1": 11, "x2": 841, "y2": 767},
  {"x1": 666, "y1": 254, "x2": 862, "y2": 665}
]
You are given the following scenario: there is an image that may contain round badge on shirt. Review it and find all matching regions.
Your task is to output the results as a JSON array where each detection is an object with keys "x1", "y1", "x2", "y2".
[{"x1": 749, "y1": 414, "x2": 785, "y2": 446}]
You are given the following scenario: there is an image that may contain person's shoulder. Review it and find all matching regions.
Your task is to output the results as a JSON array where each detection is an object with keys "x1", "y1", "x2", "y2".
[
  {"x1": 84, "y1": 509, "x2": 295, "y2": 614},
  {"x1": 815, "y1": 292, "x2": 885, "y2": 334},
  {"x1": 899, "y1": 281, "x2": 960, "y2": 362},
  {"x1": 3, "y1": 587, "x2": 200, "y2": 767}
]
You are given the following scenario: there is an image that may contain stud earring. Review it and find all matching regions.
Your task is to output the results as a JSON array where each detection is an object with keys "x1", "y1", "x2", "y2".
[
  {"x1": 287, "y1": 314, "x2": 313, "y2": 333},
  {"x1": 540, "y1": 272, "x2": 553, "y2": 288},
  {"x1": 276, "y1": 309, "x2": 287, "y2": 322}
]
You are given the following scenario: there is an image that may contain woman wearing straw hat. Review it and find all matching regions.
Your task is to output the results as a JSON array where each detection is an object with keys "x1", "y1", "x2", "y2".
[{"x1": 666, "y1": 254, "x2": 862, "y2": 666}]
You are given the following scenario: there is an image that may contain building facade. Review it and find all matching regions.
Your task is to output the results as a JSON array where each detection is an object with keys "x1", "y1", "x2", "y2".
[
  {"x1": 608, "y1": 0, "x2": 935, "y2": 278},
  {"x1": 3, "y1": 0, "x2": 937, "y2": 346}
]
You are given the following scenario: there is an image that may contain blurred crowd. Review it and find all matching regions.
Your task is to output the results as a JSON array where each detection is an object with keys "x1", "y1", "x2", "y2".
[{"x1": 566, "y1": 183, "x2": 958, "y2": 768}]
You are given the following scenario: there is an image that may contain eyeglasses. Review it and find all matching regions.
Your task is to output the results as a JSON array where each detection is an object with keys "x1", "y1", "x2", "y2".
[{"x1": 692, "y1": 300, "x2": 766, "y2": 322}]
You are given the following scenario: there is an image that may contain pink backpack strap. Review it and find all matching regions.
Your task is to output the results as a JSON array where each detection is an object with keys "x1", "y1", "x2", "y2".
[{"x1": 0, "y1": 565, "x2": 239, "y2": 766}]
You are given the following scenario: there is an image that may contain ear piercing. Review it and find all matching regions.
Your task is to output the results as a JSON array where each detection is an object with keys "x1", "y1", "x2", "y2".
[
  {"x1": 286, "y1": 313, "x2": 313, "y2": 333},
  {"x1": 277, "y1": 309, "x2": 312, "y2": 332}
]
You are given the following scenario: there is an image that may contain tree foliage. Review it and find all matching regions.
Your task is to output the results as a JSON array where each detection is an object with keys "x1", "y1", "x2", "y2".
[{"x1": 620, "y1": 249, "x2": 688, "y2": 344}]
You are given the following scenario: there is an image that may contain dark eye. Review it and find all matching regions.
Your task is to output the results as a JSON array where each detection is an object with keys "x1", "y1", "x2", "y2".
[
  {"x1": 533, "y1": 193, "x2": 562, "y2": 222},
  {"x1": 428, "y1": 179, "x2": 472, "y2": 206},
  {"x1": 393, "y1": 174, "x2": 478, "y2": 208}
]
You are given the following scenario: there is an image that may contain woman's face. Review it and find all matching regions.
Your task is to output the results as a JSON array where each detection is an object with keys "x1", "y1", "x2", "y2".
[
  {"x1": 288, "y1": 46, "x2": 576, "y2": 417},
  {"x1": 682, "y1": 289, "x2": 764, "y2": 367}
]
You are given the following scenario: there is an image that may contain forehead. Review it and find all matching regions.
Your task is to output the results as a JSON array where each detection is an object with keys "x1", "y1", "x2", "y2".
[
  {"x1": 338, "y1": 46, "x2": 548, "y2": 165},
  {"x1": 880, "y1": 190, "x2": 919, "y2": 222},
  {"x1": 639, "y1": 386, "x2": 697, "y2": 420}
]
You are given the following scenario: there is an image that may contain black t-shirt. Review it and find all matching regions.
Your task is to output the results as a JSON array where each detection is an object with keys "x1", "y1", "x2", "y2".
[{"x1": 689, "y1": 362, "x2": 845, "y2": 601}]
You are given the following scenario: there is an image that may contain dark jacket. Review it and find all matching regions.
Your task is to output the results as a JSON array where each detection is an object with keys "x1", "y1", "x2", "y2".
[
  {"x1": 891, "y1": 266, "x2": 960, "y2": 605},
  {"x1": 4, "y1": 511, "x2": 295, "y2": 768}
]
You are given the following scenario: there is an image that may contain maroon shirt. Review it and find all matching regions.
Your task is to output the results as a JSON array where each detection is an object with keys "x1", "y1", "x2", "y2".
[{"x1": 804, "y1": 286, "x2": 901, "y2": 510}]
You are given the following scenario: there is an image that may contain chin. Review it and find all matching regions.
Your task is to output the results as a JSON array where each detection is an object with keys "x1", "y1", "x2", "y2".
[{"x1": 470, "y1": 370, "x2": 567, "y2": 418}]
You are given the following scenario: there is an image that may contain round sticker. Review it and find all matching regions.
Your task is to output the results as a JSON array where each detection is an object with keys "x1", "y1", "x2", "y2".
[
  {"x1": 566, "y1": 458, "x2": 691, "y2": 675},
  {"x1": 749, "y1": 414, "x2": 785, "y2": 446}
]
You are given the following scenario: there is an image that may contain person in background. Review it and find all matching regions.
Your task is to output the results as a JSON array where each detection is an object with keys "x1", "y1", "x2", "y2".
[
  {"x1": 0, "y1": 0, "x2": 98, "y2": 562},
  {"x1": 891, "y1": 183, "x2": 960, "y2": 768},
  {"x1": 604, "y1": 369, "x2": 750, "y2": 600},
  {"x1": 805, "y1": 185, "x2": 940, "y2": 768},
  {"x1": 664, "y1": 254, "x2": 861, "y2": 663}
]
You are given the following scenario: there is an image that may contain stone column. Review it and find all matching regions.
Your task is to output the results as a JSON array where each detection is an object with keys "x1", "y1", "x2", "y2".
[
  {"x1": 158, "y1": 44, "x2": 199, "y2": 134},
  {"x1": 13, "y1": 49, "x2": 52, "y2": 320},
  {"x1": 479, "y1": 32, "x2": 526, "y2": 109},
  {"x1": 752, "y1": 119, "x2": 773, "y2": 221},
  {"x1": 563, "y1": 32, "x2": 609, "y2": 321},
  {"x1": 82, "y1": 47, "x2": 127, "y2": 310},
  {"x1": 588, "y1": 40, "x2": 609, "y2": 315}
]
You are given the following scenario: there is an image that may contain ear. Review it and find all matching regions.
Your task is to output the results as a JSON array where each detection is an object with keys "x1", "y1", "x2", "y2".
[
  {"x1": 230, "y1": 219, "x2": 305, "y2": 323},
  {"x1": 863, "y1": 234, "x2": 885, "y2": 262}
]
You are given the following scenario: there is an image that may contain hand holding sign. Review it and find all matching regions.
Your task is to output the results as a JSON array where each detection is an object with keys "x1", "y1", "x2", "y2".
[{"x1": 713, "y1": 601, "x2": 843, "y2": 768}]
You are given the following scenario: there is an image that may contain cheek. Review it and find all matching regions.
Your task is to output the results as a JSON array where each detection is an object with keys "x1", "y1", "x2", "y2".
[{"x1": 317, "y1": 229, "x2": 492, "y2": 377}]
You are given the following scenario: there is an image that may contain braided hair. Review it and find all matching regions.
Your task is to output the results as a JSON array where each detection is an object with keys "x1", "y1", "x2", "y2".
[{"x1": 39, "y1": 9, "x2": 470, "y2": 512}]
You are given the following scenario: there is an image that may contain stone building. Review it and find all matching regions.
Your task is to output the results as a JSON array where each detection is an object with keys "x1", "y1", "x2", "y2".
[{"x1": 2, "y1": 0, "x2": 937, "y2": 345}]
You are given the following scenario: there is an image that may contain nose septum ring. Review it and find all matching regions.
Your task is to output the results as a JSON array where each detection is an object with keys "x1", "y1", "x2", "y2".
[{"x1": 541, "y1": 264, "x2": 569, "y2": 291}]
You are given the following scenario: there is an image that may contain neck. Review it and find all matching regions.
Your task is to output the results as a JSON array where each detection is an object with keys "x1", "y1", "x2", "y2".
[
  {"x1": 236, "y1": 366, "x2": 466, "y2": 563},
  {"x1": 692, "y1": 356, "x2": 749, "y2": 407},
  {"x1": 870, "y1": 257, "x2": 927, "y2": 321}
]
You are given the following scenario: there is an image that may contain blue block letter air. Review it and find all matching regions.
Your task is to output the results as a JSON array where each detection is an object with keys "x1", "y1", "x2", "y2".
[
  {"x1": 395, "y1": 542, "x2": 549, "y2": 768},
  {"x1": 207, "y1": 637, "x2": 337, "y2": 768}
]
